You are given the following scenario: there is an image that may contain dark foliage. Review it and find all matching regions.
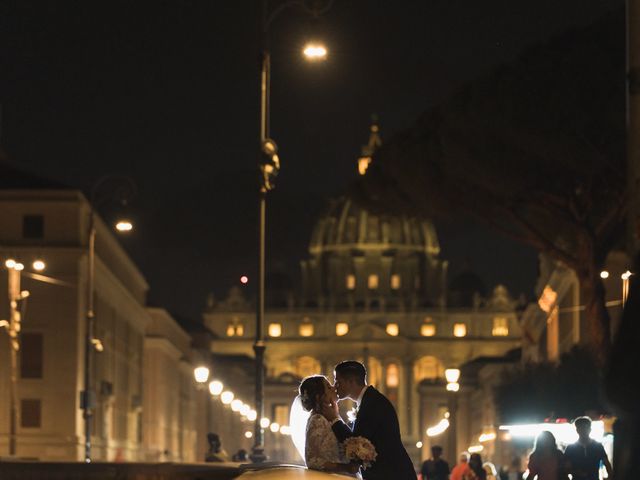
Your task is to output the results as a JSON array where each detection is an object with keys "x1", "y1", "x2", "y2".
[{"x1": 356, "y1": 9, "x2": 626, "y2": 361}]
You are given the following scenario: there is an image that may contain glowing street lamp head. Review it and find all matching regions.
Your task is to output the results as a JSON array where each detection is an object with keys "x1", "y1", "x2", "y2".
[
  {"x1": 445, "y1": 368, "x2": 461, "y2": 384},
  {"x1": 194, "y1": 366, "x2": 210, "y2": 384},
  {"x1": 220, "y1": 391, "x2": 234, "y2": 405},
  {"x1": 303, "y1": 43, "x2": 328, "y2": 61},
  {"x1": 260, "y1": 417, "x2": 271, "y2": 429},
  {"x1": 5, "y1": 259, "x2": 16, "y2": 269},
  {"x1": 32, "y1": 260, "x2": 46, "y2": 271},
  {"x1": 231, "y1": 399, "x2": 243, "y2": 412},
  {"x1": 247, "y1": 409, "x2": 257, "y2": 421},
  {"x1": 14, "y1": 263, "x2": 24, "y2": 271},
  {"x1": 115, "y1": 219, "x2": 133, "y2": 233},
  {"x1": 208, "y1": 380, "x2": 224, "y2": 396}
]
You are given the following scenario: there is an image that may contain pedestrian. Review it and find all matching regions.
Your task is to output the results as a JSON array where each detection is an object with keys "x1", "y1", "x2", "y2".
[
  {"x1": 483, "y1": 462, "x2": 498, "y2": 480},
  {"x1": 463, "y1": 453, "x2": 487, "y2": 480},
  {"x1": 421, "y1": 445, "x2": 450, "y2": 480},
  {"x1": 232, "y1": 448, "x2": 248, "y2": 462},
  {"x1": 564, "y1": 417, "x2": 612, "y2": 480},
  {"x1": 204, "y1": 432, "x2": 229, "y2": 462},
  {"x1": 526, "y1": 431, "x2": 567, "y2": 480},
  {"x1": 451, "y1": 452, "x2": 471, "y2": 480}
]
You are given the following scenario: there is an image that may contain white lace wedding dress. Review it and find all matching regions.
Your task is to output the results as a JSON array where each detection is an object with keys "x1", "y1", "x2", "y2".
[{"x1": 305, "y1": 413, "x2": 361, "y2": 478}]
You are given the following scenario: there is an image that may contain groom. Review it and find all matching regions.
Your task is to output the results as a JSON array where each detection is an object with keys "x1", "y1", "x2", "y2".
[{"x1": 322, "y1": 360, "x2": 417, "y2": 480}]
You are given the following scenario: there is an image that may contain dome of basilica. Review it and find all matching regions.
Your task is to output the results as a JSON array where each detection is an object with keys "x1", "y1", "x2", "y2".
[
  {"x1": 308, "y1": 196, "x2": 441, "y2": 258},
  {"x1": 299, "y1": 118, "x2": 447, "y2": 310}
]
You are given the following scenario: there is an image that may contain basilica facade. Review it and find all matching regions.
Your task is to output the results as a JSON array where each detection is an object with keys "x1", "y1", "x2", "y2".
[{"x1": 203, "y1": 121, "x2": 523, "y2": 466}]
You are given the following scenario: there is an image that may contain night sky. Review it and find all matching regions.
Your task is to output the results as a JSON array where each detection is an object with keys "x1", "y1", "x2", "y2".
[{"x1": 0, "y1": 0, "x2": 621, "y2": 319}]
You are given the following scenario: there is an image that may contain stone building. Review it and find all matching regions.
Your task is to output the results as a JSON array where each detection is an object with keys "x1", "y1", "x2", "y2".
[
  {"x1": 203, "y1": 121, "x2": 524, "y2": 466},
  {"x1": 0, "y1": 163, "x2": 221, "y2": 462},
  {"x1": 0, "y1": 168, "x2": 149, "y2": 460}
]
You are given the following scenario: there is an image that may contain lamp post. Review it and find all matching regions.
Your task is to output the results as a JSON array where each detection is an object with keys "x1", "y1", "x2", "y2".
[
  {"x1": 81, "y1": 175, "x2": 135, "y2": 463},
  {"x1": 1, "y1": 260, "x2": 30, "y2": 456},
  {"x1": 251, "y1": 0, "x2": 331, "y2": 463},
  {"x1": 445, "y1": 368, "x2": 460, "y2": 460}
]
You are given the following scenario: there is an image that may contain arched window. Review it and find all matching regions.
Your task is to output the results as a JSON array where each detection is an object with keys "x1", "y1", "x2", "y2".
[
  {"x1": 414, "y1": 356, "x2": 444, "y2": 382},
  {"x1": 295, "y1": 356, "x2": 321, "y2": 379},
  {"x1": 386, "y1": 363, "x2": 399, "y2": 387},
  {"x1": 346, "y1": 274, "x2": 356, "y2": 290}
]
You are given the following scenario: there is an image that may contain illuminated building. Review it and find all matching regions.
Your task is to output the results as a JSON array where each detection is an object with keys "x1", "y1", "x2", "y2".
[{"x1": 203, "y1": 120, "x2": 523, "y2": 464}]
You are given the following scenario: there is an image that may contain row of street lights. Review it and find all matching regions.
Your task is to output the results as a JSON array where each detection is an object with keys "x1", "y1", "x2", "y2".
[{"x1": 194, "y1": 366, "x2": 292, "y2": 441}]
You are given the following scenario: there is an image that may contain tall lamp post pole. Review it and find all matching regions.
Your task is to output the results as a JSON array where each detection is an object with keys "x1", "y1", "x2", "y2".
[
  {"x1": 81, "y1": 176, "x2": 135, "y2": 463},
  {"x1": 251, "y1": 0, "x2": 331, "y2": 463}
]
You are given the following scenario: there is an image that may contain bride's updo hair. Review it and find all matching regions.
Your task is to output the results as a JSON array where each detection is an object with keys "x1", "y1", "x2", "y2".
[{"x1": 298, "y1": 375, "x2": 326, "y2": 412}]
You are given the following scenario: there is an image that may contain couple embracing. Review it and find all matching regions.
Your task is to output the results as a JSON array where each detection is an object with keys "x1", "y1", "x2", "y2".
[{"x1": 290, "y1": 360, "x2": 416, "y2": 479}]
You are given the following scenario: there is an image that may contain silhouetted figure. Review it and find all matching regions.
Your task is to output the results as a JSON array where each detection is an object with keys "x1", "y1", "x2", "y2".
[
  {"x1": 421, "y1": 445, "x2": 450, "y2": 480},
  {"x1": 605, "y1": 253, "x2": 640, "y2": 480},
  {"x1": 464, "y1": 453, "x2": 487, "y2": 480},
  {"x1": 205, "y1": 432, "x2": 228, "y2": 462},
  {"x1": 526, "y1": 431, "x2": 567, "y2": 480},
  {"x1": 232, "y1": 448, "x2": 248, "y2": 462},
  {"x1": 564, "y1": 417, "x2": 612, "y2": 480}
]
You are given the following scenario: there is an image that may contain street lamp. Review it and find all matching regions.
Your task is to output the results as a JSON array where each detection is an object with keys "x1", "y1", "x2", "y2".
[
  {"x1": 1, "y1": 259, "x2": 30, "y2": 456},
  {"x1": 194, "y1": 366, "x2": 211, "y2": 385},
  {"x1": 445, "y1": 368, "x2": 461, "y2": 459},
  {"x1": 81, "y1": 175, "x2": 136, "y2": 463},
  {"x1": 252, "y1": 0, "x2": 333, "y2": 464}
]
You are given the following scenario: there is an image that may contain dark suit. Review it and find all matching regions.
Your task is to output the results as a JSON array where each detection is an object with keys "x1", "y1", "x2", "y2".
[{"x1": 332, "y1": 386, "x2": 417, "y2": 480}]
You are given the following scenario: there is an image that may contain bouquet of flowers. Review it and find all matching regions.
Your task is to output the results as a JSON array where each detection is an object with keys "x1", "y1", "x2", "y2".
[{"x1": 343, "y1": 436, "x2": 377, "y2": 470}]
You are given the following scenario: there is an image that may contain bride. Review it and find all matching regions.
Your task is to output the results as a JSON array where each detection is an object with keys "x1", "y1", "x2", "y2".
[{"x1": 290, "y1": 375, "x2": 360, "y2": 477}]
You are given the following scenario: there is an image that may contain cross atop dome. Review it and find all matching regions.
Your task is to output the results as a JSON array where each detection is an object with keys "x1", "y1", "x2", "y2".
[{"x1": 358, "y1": 114, "x2": 382, "y2": 175}]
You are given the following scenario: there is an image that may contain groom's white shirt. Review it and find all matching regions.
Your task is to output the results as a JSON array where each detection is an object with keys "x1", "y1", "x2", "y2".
[
  {"x1": 355, "y1": 385, "x2": 369, "y2": 408},
  {"x1": 332, "y1": 385, "x2": 370, "y2": 426}
]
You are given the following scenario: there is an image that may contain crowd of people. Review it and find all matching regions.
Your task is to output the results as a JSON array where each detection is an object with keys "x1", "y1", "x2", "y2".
[{"x1": 420, "y1": 416, "x2": 612, "y2": 480}]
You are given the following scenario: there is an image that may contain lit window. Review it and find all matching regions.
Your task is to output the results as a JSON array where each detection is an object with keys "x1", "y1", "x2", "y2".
[
  {"x1": 390, "y1": 274, "x2": 401, "y2": 290},
  {"x1": 226, "y1": 323, "x2": 244, "y2": 337},
  {"x1": 336, "y1": 322, "x2": 349, "y2": 336},
  {"x1": 538, "y1": 285, "x2": 558, "y2": 313},
  {"x1": 492, "y1": 317, "x2": 509, "y2": 336},
  {"x1": 386, "y1": 323, "x2": 399, "y2": 336},
  {"x1": 420, "y1": 318, "x2": 436, "y2": 337},
  {"x1": 268, "y1": 323, "x2": 282, "y2": 337},
  {"x1": 299, "y1": 321, "x2": 314, "y2": 337},
  {"x1": 368, "y1": 274, "x2": 379, "y2": 289},
  {"x1": 386, "y1": 364, "x2": 399, "y2": 388},
  {"x1": 414, "y1": 356, "x2": 443, "y2": 382},
  {"x1": 358, "y1": 156, "x2": 371, "y2": 175},
  {"x1": 226, "y1": 324, "x2": 235, "y2": 337},
  {"x1": 453, "y1": 323, "x2": 467, "y2": 337},
  {"x1": 346, "y1": 274, "x2": 356, "y2": 290}
]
